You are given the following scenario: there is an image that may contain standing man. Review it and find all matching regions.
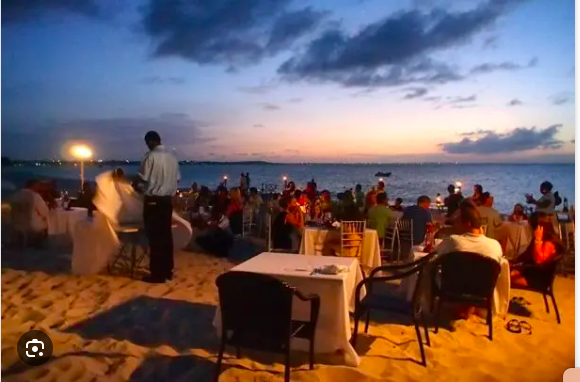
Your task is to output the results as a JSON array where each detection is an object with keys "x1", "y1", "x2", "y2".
[{"x1": 136, "y1": 131, "x2": 180, "y2": 283}]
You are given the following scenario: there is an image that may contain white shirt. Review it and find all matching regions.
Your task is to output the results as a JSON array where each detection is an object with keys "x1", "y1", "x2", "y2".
[
  {"x1": 11, "y1": 189, "x2": 49, "y2": 232},
  {"x1": 139, "y1": 145, "x2": 180, "y2": 196},
  {"x1": 537, "y1": 192, "x2": 555, "y2": 214},
  {"x1": 436, "y1": 233, "x2": 503, "y2": 263},
  {"x1": 476, "y1": 206, "x2": 503, "y2": 239}
]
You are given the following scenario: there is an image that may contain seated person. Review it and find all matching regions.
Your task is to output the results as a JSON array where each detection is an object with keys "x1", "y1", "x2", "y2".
[
  {"x1": 247, "y1": 187, "x2": 263, "y2": 211},
  {"x1": 338, "y1": 191, "x2": 363, "y2": 221},
  {"x1": 471, "y1": 184, "x2": 484, "y2": 206},
  {"x1": 444, "y1": 184, "x2": 463, "y2": 217},
  {"x1": 402, "y1": 195, "x2": 433, "y2": 246},
  {"x1": 10, "y1": 180, "x2": 50, "y2": 245},
  {"x1": 272, "y1": 197, "x2": 298, "y2": 250},
  {"x1": 368, "y1": 192, "x2": 394, "y2": 245},
  {"x1": 510, "y1": 212, "x2": 564, "y2": 287},
  {"x1": 195, "y1": 208, "x2": 234, "y2": 258},
  {"x1": 476, "y1": 193, "x2": 503, "y2": 239},
  {"x1": 391, "y1": 197, "x2": 404, "y2": 212},
  {"x1": 287, "y1": 195, "x2": 305, "y2": 229},
  {"x1": 509, "y1": 203, "x2": 528, "y2": 222},
  {"x1": 365, "y1": 189, "x2": 378, "y2": 213},
  {"x1": 227, "y1": 187, "x2": 243, "y2": 235},
  {"x1": 436, "y1": 200, "x2": 503, "y2": 263}
]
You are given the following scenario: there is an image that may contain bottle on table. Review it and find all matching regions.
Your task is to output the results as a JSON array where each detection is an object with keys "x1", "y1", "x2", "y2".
[{"x1": 563, "y1": 197, "x2": 569, "y2": 213}]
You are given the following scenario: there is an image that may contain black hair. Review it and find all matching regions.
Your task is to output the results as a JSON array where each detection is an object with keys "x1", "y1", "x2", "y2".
[
  {"x1": 376, "y1": 192, "x2": 387, "y2": 204},
  {"x1": 459, "y1": 199, "x2": 482, "y2": 229},
  {"x1": 355, "y1": 184, "x2": 362, "y2": 191},
  {"x1": 417, "y1": 195, "x2": 431, "y2": 204},
  {"x1": 540, "y1": 181, "x2": 553, "y2": 192},
  {"x1": 144, "y1": 130, "x2": 161, "y2": 143},
  {"x1": 474, "y1": 184, "x2": 483, "y2": 194},
  {"x1": 395, "y1": 197, "x2": 403, "y2": 204},
  {"x1": 447, "y1": 184, "x2": 455, "y2": 193}
]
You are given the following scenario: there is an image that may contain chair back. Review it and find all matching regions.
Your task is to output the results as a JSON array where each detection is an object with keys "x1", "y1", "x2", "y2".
[
  {"x1": 436, "y1": 252, "x2": 501, "y2": 301},
  {"x1": 340, "y1": 221, "x2": 365, "y2": 257},
  {"x1": 242, "y1": 207, "x2": 254, "y2": 237},
  {"x1": 216, "y1": 271, "x2": 294, "y2": 351},
  {"x1": 525, "y1": 255, "x2": 563, "y2": 291},
  {"x1": 396, "y1": 219, "x2": 413, "y2": 243}
]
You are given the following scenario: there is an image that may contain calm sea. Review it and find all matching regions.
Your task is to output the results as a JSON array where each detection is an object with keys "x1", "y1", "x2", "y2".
[{"x1": 3, "y1": 163, "x2": 575, "y2": 214}]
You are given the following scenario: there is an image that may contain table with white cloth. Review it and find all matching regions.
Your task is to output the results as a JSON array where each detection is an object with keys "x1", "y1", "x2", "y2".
[
  {"x1": 48, "y1": 207, "x2": 87, "y2": 245},
  {"x1": 402, "y1": 247, "x2": 511, "y2": 317},
  {"x1": 71, "y1": 212, "x2": 193, "y2": 275},
  {"x1": 212, "y1": 252, "x2": 365, "y2": 367},
  {"x1": 299, "y1": 227, "x2": 381, "y2": 269},
  {"x1": 495, "y1": 221, "x2": 531, "y2": 260}
]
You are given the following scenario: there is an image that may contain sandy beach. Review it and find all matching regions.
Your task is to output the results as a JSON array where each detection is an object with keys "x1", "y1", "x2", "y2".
[{"x1": 1, "y1": 242, "x2": 574, "y2": 382}]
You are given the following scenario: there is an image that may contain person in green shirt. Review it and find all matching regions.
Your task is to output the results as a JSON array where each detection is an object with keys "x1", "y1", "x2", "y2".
[{"x1": 367, "y1": 192, "x2": 393, "y2": 243}]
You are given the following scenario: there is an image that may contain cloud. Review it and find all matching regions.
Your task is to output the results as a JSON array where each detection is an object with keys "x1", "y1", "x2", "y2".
[
  {"x1": 236, "y1": 81, "x2": 278, "y2": 94},
  {"x1": 260, "y1": 103, "x2": 281, "y2": 111},
  {"x1": 440, "y1": 125, "x2": 565, "y2": 154},
  {"x1": 452, "y1": 104, "x2": 478, "y2": 109},
  {"x1": 448, "y1": 95, "x2": 477, "y2": 103},
  {"x1": 287, "y1": 98, "x2": 304, "y2": 103},
  {"x1": 253, "y1": 124, "x2": 264, "y2": 128},
  {"x1": 2, "y1": 0, "x2": 103, "y2": 24},
  {"x1": 284, "y1": 149, "x2": 300, "y2": 154},
  {"x1": 460, "y1": 129, "x2": 494, "y2": 137},
  {"x1": 550, "y1": 92, "x2": 575, "y2": 105},
  {"x1": 278, "y1": 0, "x2": 523, "y2": 87},
  {"x1": 403, "y1": 87, "x2": 428, "y2": 100},
  {"x1": 507, "y1": 98, "x2": 522, "y2": 106},
  {"x1": 141, "y1": 0, "x2": 326, "y2": 67},
  {"x1": 2, "y1": 113, "x2": 213, "y2": 159},
  {"x1": 482, "y1": 35, "x2": 498, "y2": 49},
  {"x1": 424, "y1": 96, "x2": 442, "y2": 102},
  {"x1": 470, "y1": 57, "x2": 537, "y2": 74},
  {"x1": 140, "y1": 76, "x2": 186, "y2": 85}
]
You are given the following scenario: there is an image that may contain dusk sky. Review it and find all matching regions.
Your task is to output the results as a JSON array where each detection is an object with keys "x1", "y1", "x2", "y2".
[{"x1": 2, "y1": 0, "x2": 575, "y2": 162}]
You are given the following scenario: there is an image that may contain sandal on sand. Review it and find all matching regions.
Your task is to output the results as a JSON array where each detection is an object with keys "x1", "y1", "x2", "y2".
[
  {"x1": 506, "y1": 319, "x2": 532, "y2": 335},
  {"x1": 511, "y1": 297, "x2": 532, "y2": 306}
]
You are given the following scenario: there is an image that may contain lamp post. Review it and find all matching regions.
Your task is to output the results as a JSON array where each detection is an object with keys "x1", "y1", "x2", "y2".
[
  {"x1": 223, "y1": 175, "x2": 228, "y2": 187},
  {"x1": 70, "y1": 144, "x2": 93, "y2": 188},
  {"x1": 283, "y1": 176, "x2": 288, "y2": 189}
]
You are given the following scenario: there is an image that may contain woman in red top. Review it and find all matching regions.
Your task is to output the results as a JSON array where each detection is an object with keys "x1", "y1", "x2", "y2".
[
  {"x1": 510, "y1": 212, "x2": 564, "y2": 287},
  {"x1": 508, "y1": 203, "x2": 528, "y2": 223}
]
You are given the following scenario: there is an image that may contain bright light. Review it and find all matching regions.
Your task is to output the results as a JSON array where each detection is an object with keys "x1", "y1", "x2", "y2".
[
  {"x1": 379, "y1": 178, "x2": 384, "y2": 182},
  {"x1": 223, "y1": 175, "x2": 228, "y2": 180},
  {"x1": 70, "y1": 144, "x2": 93, "y2": 159},
  {"x1": 455, "y1": 181, "x2": 462, "y2": 188},
  {"x1": 283, "y1": 176, "x2": 287, "y2": 181}
]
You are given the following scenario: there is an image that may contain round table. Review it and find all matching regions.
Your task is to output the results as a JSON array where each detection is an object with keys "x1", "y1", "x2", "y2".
[{"x1": 48, "y1": 207, "x2": 87, "y2": 245}]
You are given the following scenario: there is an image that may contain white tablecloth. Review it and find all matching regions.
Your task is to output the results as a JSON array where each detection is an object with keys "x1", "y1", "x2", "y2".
[
  {"x1": 495, "y1": 222, "x2": 531, "y2": 260},
  {"x1": 71, "y1": 212, "x2": 193, "y2": 275},
  {"x1": 299, "y1": 227, "x2": 381, "y2": 269},
  {"x1": 404, "y1": 249, "x2": 510, "y2": 317},
  {"x1": 48, "y1": 207, "x2": 87, "y2": 244},
  {"x1": 212, "y1": 252, "x2": 365, "y2": 366}
]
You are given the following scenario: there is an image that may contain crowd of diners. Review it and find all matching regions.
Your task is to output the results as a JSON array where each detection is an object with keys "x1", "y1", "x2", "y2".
[{"x1": 180, "y1": 177, "x2": 568, "y2": 289}]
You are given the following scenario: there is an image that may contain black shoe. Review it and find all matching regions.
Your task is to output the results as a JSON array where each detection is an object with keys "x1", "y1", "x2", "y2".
[{"x1": 142, "y1": 275, "x2": 167, "y2": 284}]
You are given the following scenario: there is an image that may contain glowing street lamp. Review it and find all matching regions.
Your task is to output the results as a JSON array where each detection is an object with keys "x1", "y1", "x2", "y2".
[
  {"x1": 70, "y1": 144, "x2": 93, "y2": 188},
  {"x1": 223, "y1": 175, "x2": 228, "y2": 187},
  {"x1": 455, "y1": 181, "x2": 462, "y2": 194},
  {"x1": 283, "y1": 175, "x2": 288, "y2": 189}
]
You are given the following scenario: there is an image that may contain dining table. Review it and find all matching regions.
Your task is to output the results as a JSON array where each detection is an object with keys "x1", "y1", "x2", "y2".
[
  {"x1": 212, "y1": 252, "x2": 365, "y2": 366},
  {"x1": 495, "y1": 221, "x2": 531, "y2": 260}
]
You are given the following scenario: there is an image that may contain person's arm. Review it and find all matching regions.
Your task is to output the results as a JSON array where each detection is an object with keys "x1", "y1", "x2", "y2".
[{"x1": 533, "y1": 241, "x2": 557, "y2": 264}]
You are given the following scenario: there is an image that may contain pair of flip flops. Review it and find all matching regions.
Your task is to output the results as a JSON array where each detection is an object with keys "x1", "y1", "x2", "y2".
[{"x1": 506, "y1": 319, "x2": 532, "y2": 335}]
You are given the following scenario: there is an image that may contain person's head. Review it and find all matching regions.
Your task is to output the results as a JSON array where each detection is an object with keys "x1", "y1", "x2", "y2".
[
  {"x1": 481, "y1": 192, "x2": 493, "y2": 207},
  {"x1": 230, "y1": 187, "x2": 241, "y2": 201},
  {"x1": 417, "y1": 195, "x2": 431, "y2": 209},
  {"x1": 376, "y1": 192, "x2": 388, "y2": 205},
  {"x1": 377, "y1": 180, "x2": 385, "y2": 190},
  {"x1": 289, "y1": 195, "x2": 298, "y2": 208},
  {"x1": 246, "y1": 172, "x2": 249, "y2": 176},
  {"x1": 144, "y1": 130, "x2": 161, "y2": 151},
  {"x1": 278, "y1": 196, "x2": 290, "y2": 211},
  {"x1": 112, "y1": 167, "x2": 125, "y2": 180},
  {"x1": 513, "y1": 203, "x2": 525, "y2": 215},
  {"x1": 217, "y1": 185, "x2": 228, "y2": 196},
  {"x1": 540, "y1": 181, "x2": 553, "y2": 195},
  {"x1": 473, "y1": 184, "x2": 483, "y2": 196},
  {"x1": 249, "y1": 187, "x2": 258, "y2": 196},
  {"x1": 190, "y1": 182, "x2": 198, "y2": 191},
  {"x1": 457, "y1": 199, "x2": 482, "y2": 234},
  {"x1": 287, "y1": 181, "x2": 296, "y2": 191},
  {"x1": 321, "y1": 190, "x2": 331, "y2": 202},
  {"x1": 395, "y1": 197, "x2": 403, "y2": 206},
  {"x1": 355, "y1": 184, "x2": 362, "y2": 192},
  {"x1": 343, "y1": 190, "x2": 354, "y2": 204},
  {"x1": 314, "y1": 202, "x2": 322, "y2": 214},
  {"x1": 447, "y1": 184, "x2": 455, "y2": 194},
  {"x1": 240, "y1": 173, "x2": 245, "y2": 177},
  {"x1": 294, "y1": 190, "x2": 303, "y2": 200}
]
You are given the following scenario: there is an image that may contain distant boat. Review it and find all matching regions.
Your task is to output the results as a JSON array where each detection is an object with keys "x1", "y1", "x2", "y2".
[{"x1": 374, "y1": 172, "x2": 391, "y2": 177}]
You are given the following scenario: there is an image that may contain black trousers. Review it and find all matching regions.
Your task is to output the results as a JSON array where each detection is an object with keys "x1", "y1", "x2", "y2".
[{"x1": 143, "y1": 195, "x2": 174, "y2": 278}]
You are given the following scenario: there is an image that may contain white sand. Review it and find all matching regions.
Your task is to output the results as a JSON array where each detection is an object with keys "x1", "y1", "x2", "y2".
[{"x1": 1, "y1": 246, "x2": 574, "y2": 381}]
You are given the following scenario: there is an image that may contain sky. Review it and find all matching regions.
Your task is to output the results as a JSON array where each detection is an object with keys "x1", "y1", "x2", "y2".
[{"x1": 1, "y1": 0, "x2": 576, "y2": 163}]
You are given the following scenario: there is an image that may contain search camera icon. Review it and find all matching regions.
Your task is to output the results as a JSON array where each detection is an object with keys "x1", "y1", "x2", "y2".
[{"x1": 17, "y1": 330, "x2": 53, "y2": 366}]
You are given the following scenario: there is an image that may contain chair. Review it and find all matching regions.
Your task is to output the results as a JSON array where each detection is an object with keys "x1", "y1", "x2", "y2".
[
  {"x1": 241, "y1": 207, "x2": 257, "y2": 238},
  {"x1": 351, "y1": 253, "x2": 435, "y2": 366},
  {"x1": 107, "y1": 225, "x2": 149, "y2": 279},
  {"x1": 511, "y1": 255, "x2": 562, "y2": 324},
  {"x1": 380, "y1": 224, "x2": 398, "y2": 263},
  {"x1": 395, "y1": 219, "x2": 414, "y2": 262},
  {"x1": 267, "y1": 211, "x2": 292, "y2": 253},
  {"x1": 431, "y1": 252, "x2": 501, "y2": 340},
  {"x1": 340, "y1": 221, "x2": 366, "y2": 258},
  {"x1": 215, "y1": 271, "x2": 320, "y2": 382}
]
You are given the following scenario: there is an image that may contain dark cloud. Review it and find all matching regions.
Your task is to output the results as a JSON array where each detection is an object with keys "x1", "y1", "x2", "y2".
[
  {"x1": 424, "y1": 96, "x2": 442, "y2": 102},
  {"x1": 452, "y1": 104, "x2": 478, "y2": 109},
  {"x1": 260, "y1": 103, "x2": 281, "y2": 111},
  {"x1": 440, "y1": 125, "x2": 564, "y2": 154},
  {"x1": 460, "y1": 129, "x2": 494, "y2": 137},
  {"x1": 470, "y1": 57, "x2": 537, "y2": 74},
  {"x1": 236, "y1": 81, "x2": 278, "y2": 94},
  {"x1": 448, "y1": 95, "x2": 477, "y2": 103},
  {"x1": 1, "y1": 0, "x2": 102, "y2": 24},
  {"x1": 287, "y1": 98, "x2": 304, "y2": 103},
  {"x1": 140, "y1": 76, "x2": 186, "y2": 85},
  {"x1": 550, "y1": 92, "x2": 574, "y2": 105},
  {"x1": 278, "y1": 0, "x2": 523, "y2": 87},
  {"x1": 403, "y1": 87, "x2": 428, "y2": 100},
  {"x1": 507, "y1": 98, "x2": 522, "y2": 106},
  {"x1": 350, "y1": 88, "x2": 378, "y2": 98},
  {"x1": 141, "y1": 0, "x2": 325, "y2": 67},
  {"x1": 253, "y1": 124, "x2": 264, "y2": 128},
  {"x1": 2, "y1": 113, "x2": 213, "y2": 159},
  {"x1": 482, "y1": 35, "x2": 498, "y2": 49}
]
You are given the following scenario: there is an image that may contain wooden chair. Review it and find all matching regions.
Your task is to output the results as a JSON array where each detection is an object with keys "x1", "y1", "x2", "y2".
[
  {"x1": 432, "y1": 252, "x2": 501, "y2": 340},
  {"x1": 511, "y1": 255, "x2": 562, "y2": 323},
  {"x1": 351, "y1": 253, "x2": 435, "y2": 366},
  {"x1": 215, "y1": 271, "x2": 320, "y2": 382}
]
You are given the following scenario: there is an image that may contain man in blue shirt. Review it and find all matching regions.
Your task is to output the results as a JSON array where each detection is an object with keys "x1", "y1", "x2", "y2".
[{"x1": 402, "y1": 195, "x2": 433, "y2": 245}]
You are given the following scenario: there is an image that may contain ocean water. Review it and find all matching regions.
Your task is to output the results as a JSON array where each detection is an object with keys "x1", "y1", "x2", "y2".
[{"x1": 3, "y1": 163, "x2": 575, "y2": 214}]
